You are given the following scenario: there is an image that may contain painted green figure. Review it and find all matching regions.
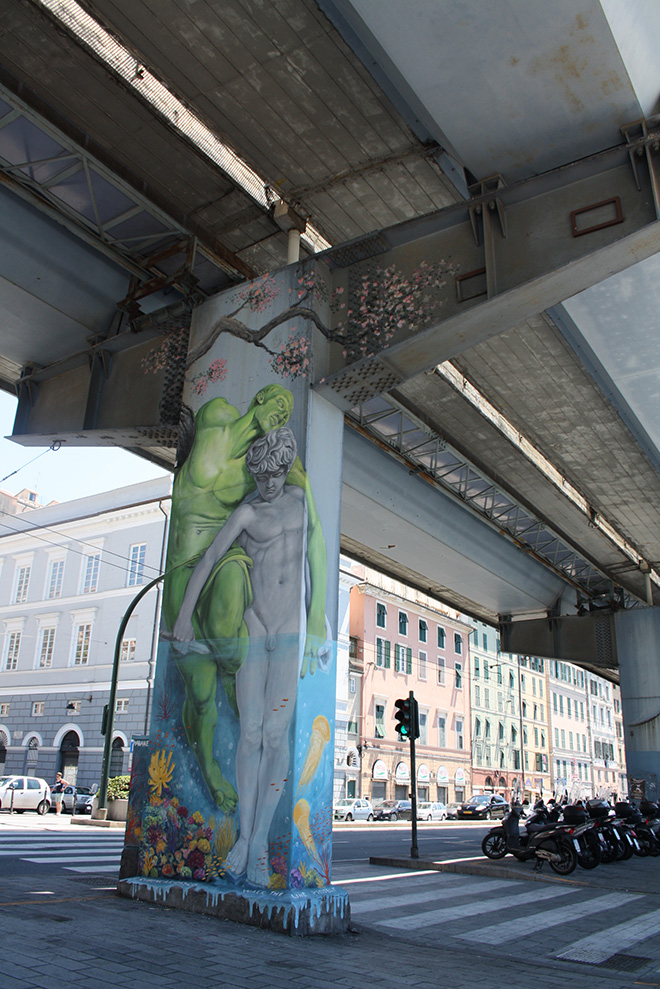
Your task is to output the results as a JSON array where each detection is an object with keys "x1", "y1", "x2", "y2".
[{"x1": 162, "y1": 385, "x2": 327, "y2": 813}]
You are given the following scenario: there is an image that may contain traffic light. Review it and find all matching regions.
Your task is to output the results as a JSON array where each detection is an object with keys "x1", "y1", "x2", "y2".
[{"x1": 394, "y1": 695, "x2": 419, "y2": 739}]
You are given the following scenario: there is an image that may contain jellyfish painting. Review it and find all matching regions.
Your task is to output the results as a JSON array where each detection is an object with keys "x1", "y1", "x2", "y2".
[
  {"x1": 297, "y1": 715, "x2": 331, "y2": 794},
  {"x1": 293, "y1": 798, "x2": 319, "y2": 860}
]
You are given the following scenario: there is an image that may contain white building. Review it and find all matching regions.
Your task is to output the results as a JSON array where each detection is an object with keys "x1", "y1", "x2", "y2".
[{"x1": 0, "y1": 477, "x2": 171, "y2": 786}]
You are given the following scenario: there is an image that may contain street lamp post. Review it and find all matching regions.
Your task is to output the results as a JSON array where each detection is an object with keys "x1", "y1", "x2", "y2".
[{"x1": 96, "y1": 569, "x2": 169, "y2": 815}]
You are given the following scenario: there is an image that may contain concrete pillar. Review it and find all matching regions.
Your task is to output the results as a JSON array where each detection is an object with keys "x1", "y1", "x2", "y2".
[
  {"x1": 614, "y1": 607, "x2": 660, "y2": 801},
  {"x1": 119, "y1": 262, "x2": 350, "y2": 933}
]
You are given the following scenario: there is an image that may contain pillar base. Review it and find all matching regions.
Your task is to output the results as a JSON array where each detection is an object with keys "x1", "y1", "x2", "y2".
[{"x1": 117, "y1": 876, "x2": 350, "y2": 936}]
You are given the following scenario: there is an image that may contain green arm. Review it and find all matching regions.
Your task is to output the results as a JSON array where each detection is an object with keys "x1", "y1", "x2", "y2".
[{"x1": 288, "y1": 457, "x2": 327, "y2": 676}]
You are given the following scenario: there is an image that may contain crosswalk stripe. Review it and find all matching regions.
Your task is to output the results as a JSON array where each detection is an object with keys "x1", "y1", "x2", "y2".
[
  {"x1": 556, "y1": 907, "x2": 660, "y2": 964},
  {"x1": 66, "y1": 864, "x2": 120, "y2": 873},
  {"x1": 0, "y1": 843, "x2": 124, "y2": 855},
  {"x1": 458, "y1": 891, "x2": 641, "y2": 944},
  {"x1": 375, "y1": 883, "x2": 576, "y2": 931},
  {"x1": 24, "y1": 855, "x2": 122, "y2": 864},
  {"x1": 351, "y1": 879, "x2": 519, "y2": 915}
]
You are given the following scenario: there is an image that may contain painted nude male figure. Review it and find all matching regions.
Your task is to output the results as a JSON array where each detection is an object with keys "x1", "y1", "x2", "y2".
[
  {"x1": 163, "y1": 386, "x2": 326, "y2": 814},
  {"x1": 173, "y1": 428, "x2": 312, "y2": 885}
]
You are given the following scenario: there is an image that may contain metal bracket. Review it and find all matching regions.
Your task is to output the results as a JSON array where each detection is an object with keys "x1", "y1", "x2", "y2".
[{"x1": 622, "y1": 115, "x2": 660, "y2": 219}]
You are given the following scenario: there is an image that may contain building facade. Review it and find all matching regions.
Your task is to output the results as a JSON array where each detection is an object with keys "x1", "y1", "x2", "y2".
[
  {"x1": 349, "y1": 567, "x2": 472, "y2": 805},
  {"x1": 0, "y1": 477, "x2": 171, "y2": 787}
]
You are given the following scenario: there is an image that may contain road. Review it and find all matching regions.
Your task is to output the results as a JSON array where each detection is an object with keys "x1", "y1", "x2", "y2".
[{"x1": 4, "y1": 813, "x2": 660, "y2": 986}]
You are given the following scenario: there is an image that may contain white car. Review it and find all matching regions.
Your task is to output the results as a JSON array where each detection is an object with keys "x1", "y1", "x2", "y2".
[
  {"x1": 417, "y1": 801, "x2": 448, "y2": 821},
  {"x1": 333, "y1": 798, "x2": 374, "y2": 822},
  {"x1": 0, "y1": 775, "x2": 51, "y2": 814}
]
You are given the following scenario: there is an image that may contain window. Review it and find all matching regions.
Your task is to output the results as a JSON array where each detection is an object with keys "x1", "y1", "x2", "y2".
[
  {"x1": 47, "y1": 559, "x2": 64, "y2": 598},
  {"x1": 499, "y1": 721, "x2": 505, "y2": 740},
  {"x1": 475, "y1": 685, "x2": 480, "y2": 706},
  {"x1": 32, "y1": 701, "x2": 44, "y2": 716},
  {"x1": 418, "y1": 650, "x2": 427, "y2": 680},
  {"x1": 5, "y1": 632, "x2": 21, "y2": 671},
  {"x1": 485, "y1": 719, "x2": 491, "y2": 738},
  {"x1": 115, "y1": 698, "x2": 129, "y2": 715},
  {"x1": 454, "y1": 633, "x2": 462, "y2": 654},
  {"x1": 376, "y1": 602, "x2": 387, "y2": 627},
  {"x1": 455, "y1": 718, "x2": 464, "y2": 749},
  {"x1": 437, "y1": 716, "x2": 447, "y2": 747},
  {"x1": 14, "y1": 565, "x2": 31, "y2": 604},
  {"x1": 67, "y1": 700, "x2": 82, "y2": 715},
  {"x1": 418, "y1": 619, "x2": 427, "y2": 643},
  {"x1": 455, "y1": 662, "x2": 463, "y2": 689},
  {"x1": 83, "y1": 553, "x2": 101, "y2": 593},
  {"x1": 484, "y1": 688, "x2": 490, "y2": 708},
  {"x1": 349, "y1": 676, "x2": 356, "y2": 694},
  {"x1": 375, "y1": 703, "x2": 385, "y2": 738},
  {"x1": 73, "y1": 624, "x2": 92, "y2": 665},
  {"x1": 0, "y1": 702, "x2": 9, "y2": 716},
  {"x1": 475, "y1": 717, "x2": 481, "y2": 736},
  {"x1": 376, "y1": 638, "x2": 391, "y2": 668},
  {"x1": 394, "y1": 645, "x2": 412, "y2": 674},
  {"x1": 398, "y1": 611, "x2": 408, "y2": 636},
  {"x1": 128, "y1": 543, "x2": 146, "y2": 586},
  {"x1": 484, "y1": 661, "x2": 489, "y2": 680},
  {"x1": 120, "y1": 638, "x2": 136, "y2": 663},
  {"x1": 554, "y1": 727, "x2": 559, "y2": 747},
  {"x1": 419, "y1": 711, "x2": 428, "y2": 745},
  {"x1": 437, "y1": 626, "x2": 446, "y2": 648},
  {"x1": 38, "y1": 628, "x2": 56, "y2": 669},
  {"x1": 437, "y1": 657, "x2": 445, "y2": 685},
  {"x1": 566, "y1": 697, "x2": 571, "y2": 717},
  {"x1": 482, "y1": 632, "x2": 488, "y2": 651},
  {"x1": 474, "y1": 657, "x2": 480, "y2": 677}
]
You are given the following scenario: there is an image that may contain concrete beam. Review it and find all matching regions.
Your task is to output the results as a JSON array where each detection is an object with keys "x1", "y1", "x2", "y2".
[{"x1": 315, "y1": 136, "x2": 660, "y2": 407}]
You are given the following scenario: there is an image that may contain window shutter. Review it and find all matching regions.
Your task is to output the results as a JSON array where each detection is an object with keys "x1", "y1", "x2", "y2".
[
  {"x1": 406, "y1": 647, "x2": 412, "y2": 675},
  {"x1": 384, "y1": 640, "x2": 391, "y2": 669}
]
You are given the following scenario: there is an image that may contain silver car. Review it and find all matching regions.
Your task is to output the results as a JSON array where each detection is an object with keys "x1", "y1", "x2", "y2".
[
  {"x1": 333, "y1": 798, "x2": 374, "y2": 822},
  {"x1": 417, "y1": 801, "x2": 448, "y2": 821},
  {"x1": 0, "y1": 775, "x2": 51, "y2": 814}
]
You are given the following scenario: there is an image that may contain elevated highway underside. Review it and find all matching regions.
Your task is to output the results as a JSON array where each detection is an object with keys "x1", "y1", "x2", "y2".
[{"x1": 1, "y1": 0, "x2": 660, "y2": 678}]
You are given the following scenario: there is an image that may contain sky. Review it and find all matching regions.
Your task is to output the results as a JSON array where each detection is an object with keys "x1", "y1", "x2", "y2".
[{"x1": 0, "y1": 390, "x2": 171, "y2": 505}]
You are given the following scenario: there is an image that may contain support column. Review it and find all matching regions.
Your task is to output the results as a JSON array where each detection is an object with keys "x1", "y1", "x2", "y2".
[
  {"x1": 614, "y1": 607, "x2": 660, "y2": 800},
  {"x1": 118, "y1": 261, "x2": 349, "y2": 934}
]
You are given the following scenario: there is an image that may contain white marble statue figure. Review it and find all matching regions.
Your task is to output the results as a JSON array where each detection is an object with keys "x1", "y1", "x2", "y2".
[{"x1": 172, "y1": 426, "x2": 309, "y2": 886}]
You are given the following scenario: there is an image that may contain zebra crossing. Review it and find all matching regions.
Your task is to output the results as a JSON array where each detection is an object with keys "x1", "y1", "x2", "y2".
[
  {"x1": 0, "y1": 828, "x2": 125, "y2": 874},
  {"x1": 343, "y1": 870, "x2": 660, "y2": 972}
]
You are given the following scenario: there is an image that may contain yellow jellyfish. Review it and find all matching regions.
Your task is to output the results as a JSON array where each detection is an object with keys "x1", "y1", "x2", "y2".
[
  {"x1": 297, "y1": 715, "x2": 331, "y2": 793},
  {"x1": 293, "y1": 799, "x2": 318, "y2": 860}
]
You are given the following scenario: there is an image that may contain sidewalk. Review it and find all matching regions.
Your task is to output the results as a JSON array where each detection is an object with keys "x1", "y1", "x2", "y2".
[
  {"x1": 1, "y1": 868, "x2": 634, "y2": 989},
  {"x1": 2, "y1": 814, "x2": 658, "y2": 989}
]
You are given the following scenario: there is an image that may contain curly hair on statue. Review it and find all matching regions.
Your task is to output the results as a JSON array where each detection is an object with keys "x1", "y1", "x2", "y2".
[{"x1": 245, "y1": 427, "x2": 297, "y2": 476}]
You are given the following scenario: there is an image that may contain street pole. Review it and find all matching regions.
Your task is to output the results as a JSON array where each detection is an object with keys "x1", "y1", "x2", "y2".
[
  {"x1": 409, "y1": 690, "x2": 419, "y2": 859},
  {"x1": 97, "y1": 569, "x2": 170, "y2": 813}
]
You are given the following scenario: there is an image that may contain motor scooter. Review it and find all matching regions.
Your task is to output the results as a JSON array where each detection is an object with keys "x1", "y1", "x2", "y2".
[{"x1": 481, "y1": 802, "x2": 577, "y2": 875}]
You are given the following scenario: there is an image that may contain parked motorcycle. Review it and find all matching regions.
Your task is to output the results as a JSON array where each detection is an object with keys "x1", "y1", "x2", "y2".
[{"x1": 481, "y1": 803, "x2": 578, "y2": 875}]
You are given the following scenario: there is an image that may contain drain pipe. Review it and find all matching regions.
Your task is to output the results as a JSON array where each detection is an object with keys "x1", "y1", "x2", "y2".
[{"x1": 272, "y1": 200, "x2": 307, "y2": 265}]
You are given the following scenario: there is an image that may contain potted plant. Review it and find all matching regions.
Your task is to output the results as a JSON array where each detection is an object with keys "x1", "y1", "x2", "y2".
[{"x1": 106, "y1": 774, "x2": 130, "y2": 822}]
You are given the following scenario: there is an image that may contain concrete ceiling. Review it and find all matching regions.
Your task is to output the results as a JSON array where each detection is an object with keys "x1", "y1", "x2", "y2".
[{"x1": 0, "y1": 0, "x2": 659, "y2": 625}]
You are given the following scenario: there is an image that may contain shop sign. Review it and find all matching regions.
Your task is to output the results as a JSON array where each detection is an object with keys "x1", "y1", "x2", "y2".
[
  {"x1": 395, "y1": 761, "x2": 410, "y2": 783},
  {"x1": 437, "y1": 765, "x2": 449, "y2": 783},
  {"x1": 417, "y1": 763, "x2": 430, "y2": 783},
  {"x1": 372, "y1": 759, "x2": 388, "y2": 781}
]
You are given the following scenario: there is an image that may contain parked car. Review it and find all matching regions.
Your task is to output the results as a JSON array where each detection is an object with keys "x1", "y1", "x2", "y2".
[
  {"x1": 457, "y1": 794, "x2": 509, "y2": 820},
  {"x1": 73, "y1": 786, "x2": 98, "y2": 815},
  {"x1": 0, "y1": 775, "x2": 51, "y2": 814},
  {"x1": 417, "y1": 801, "x2": 447, "y2": 821},
  {"x1": 333, "y1": 798, "x2": 374, "y2": 822},
  {"x1": 373, "y1": 799, "x2": 412, "y2": 821},
  {"x1": 445, "y1": 802, "x2": 462, "y2": 819}
]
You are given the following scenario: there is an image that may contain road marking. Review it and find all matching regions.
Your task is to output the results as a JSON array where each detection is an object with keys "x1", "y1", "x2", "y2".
[
  {"x1": 341, "y1": 870, "x2": 439, "y2": 884},
  {"x1": 351, "y1": 878, "x2": 518, "y2": 915},
  {"x1": 66, "y1": 864, "x2": 120, "y2": 873},
  {"x1": 375, "y1": 884, "x2": 576, "y2": 930},
  {"x1": 0, "y1": 844, "x2": 124, "y2": 855},
  {"x1": 459, "y1": 891, "x2": 641, "y2": 944},
  {"x1": 557, "y1": 908, "x2": 660, "y2": 964},
  {"x1": 24, "y1": 855, "x2": 121, "y2": 864}
]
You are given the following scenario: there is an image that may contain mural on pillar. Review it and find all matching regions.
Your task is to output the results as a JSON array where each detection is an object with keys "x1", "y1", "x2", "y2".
[{"x1": 127, "y1": 256, "x2": 455, "y2": 894}]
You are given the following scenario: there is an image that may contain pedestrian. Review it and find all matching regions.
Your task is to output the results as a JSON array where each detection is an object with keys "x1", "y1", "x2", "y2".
[{"x1": 52, "y1": 772, "x2": 70, "y2": 814}]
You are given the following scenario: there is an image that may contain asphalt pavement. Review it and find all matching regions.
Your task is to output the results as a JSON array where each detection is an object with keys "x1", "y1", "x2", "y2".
[{"x1": 2, "y1": 811, "x2": 660, "y2": 989}]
